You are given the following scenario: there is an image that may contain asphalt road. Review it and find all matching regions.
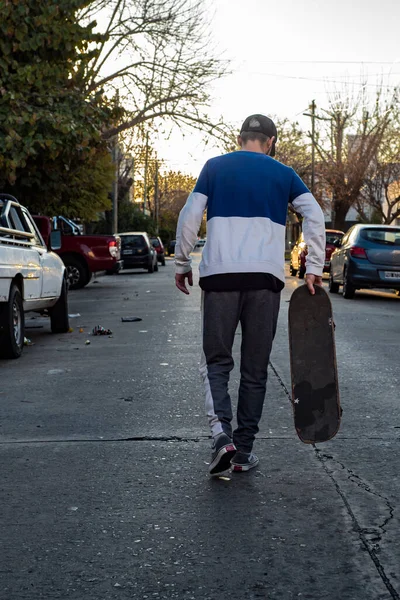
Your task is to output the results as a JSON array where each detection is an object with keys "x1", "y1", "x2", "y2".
[{"x1": 1, "y1": 254, "x2": 399, "y2": 600}]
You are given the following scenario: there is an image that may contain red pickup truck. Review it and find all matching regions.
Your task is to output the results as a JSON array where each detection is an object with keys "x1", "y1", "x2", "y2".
[{"x1": 33, "y1": 215, "x2": 123, "y2": 289}]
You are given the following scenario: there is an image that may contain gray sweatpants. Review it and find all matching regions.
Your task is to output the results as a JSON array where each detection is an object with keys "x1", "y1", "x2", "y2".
[{"x1": 200, "y1": 289, "x2": 280, "y2": 453}]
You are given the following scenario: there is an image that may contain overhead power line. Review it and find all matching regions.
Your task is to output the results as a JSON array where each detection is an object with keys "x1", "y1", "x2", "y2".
[
  {"x1": 234, "y1": 60, "x2": 400, "y2": 65},
  {"x1": 238, "y1": 71, "x2": 400, "y2": 88}
]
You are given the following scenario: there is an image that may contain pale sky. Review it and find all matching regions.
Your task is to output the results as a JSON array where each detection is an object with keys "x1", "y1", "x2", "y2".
[{"x1": 156, "y1": 0, "x2": 400, "y2": 176}]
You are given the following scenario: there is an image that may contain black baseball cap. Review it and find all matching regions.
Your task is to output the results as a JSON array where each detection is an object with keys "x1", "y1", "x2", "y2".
[{"x1": 240, "y1": 114, "x2": 278, "y2": 156}]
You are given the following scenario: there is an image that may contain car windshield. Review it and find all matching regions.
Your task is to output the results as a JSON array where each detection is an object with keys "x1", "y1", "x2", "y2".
[
  {"x1": 326, "y1": 232, "x2": 343, "y2": 245},
  {"x1": 150, "y1": 238, "x2": 160, "y2": 247},
  {"x1": 360, "y1": 228, "x2": 400, "y2": 246},
  {"x1": 58, "y1": 216, "x2": 81, "y2": 235},
  {"x1": 121, "y1": 235, "x2": 146, "y2": 248}
]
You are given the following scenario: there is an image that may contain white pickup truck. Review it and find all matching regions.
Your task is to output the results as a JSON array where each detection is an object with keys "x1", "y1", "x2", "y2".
[{"x1": 0, "y1": 194, "x2": 69, "y2": 359}]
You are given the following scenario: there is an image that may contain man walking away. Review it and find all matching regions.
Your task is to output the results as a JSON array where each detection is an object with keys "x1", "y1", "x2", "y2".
[{"x1": 175, "y1": 114, "x2": 325, "y2": 475}]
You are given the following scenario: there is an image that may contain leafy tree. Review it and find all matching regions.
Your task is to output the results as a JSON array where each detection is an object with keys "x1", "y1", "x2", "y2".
[
  {"x1": 158, "y1": 170, "x2": 198, "y2": 240},
  {"x1": 94, "y1": 200, "x2": 155, "y2": 234},
  {"x1": 117, "y1": 201, "x2": 155, "y2": 233},
  {"x1": 0, "y1": 0, "x2": 119, "y2": 219},
  {"x1": 133, "y1": 166, "x2": 197, "y2": 241}
]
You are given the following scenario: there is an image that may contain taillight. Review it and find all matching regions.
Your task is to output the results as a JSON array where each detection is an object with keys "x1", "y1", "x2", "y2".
[
  {"x1": 350, "y1": 246, "x2": 367, "y2": 259},
  {"x1": 109, "y1": 239, "x2": 119, "y2": 258}
]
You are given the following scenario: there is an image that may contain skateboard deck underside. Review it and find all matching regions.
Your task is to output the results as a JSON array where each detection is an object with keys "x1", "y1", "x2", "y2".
[{"x1": 288, "y1": 285, "x2": 341, "y2": 443}]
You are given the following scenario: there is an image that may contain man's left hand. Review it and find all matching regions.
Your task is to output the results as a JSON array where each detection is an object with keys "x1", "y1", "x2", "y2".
[
  {"x1": 306, "y1": 273, "x2": 323, "y2": 295},
  {"x1": 175, "y1": 270, "x2": 193, "y2": 295}
]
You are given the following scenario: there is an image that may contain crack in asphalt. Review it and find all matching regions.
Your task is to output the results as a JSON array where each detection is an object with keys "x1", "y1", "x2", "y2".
[
  {"x1": 269, "y1": 360, "x2": 399, "y2": 600},
  {"x1": 269, "y1": 361, "x2": 292, "y2": 399},
  {"x1": 0, "y1": 436, "x2": 206, "y2": 445},
  {"x1": 314, "y1": 448, "x2": 398, "y2": 600},
  {"x1": 314, "y1": 450, "x2": 395, "y2": 543}
]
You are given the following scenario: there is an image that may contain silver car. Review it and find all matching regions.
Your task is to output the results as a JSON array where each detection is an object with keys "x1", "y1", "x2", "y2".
[{"x1": 329, "y1": 224, "x2": 400, "y2": 299}]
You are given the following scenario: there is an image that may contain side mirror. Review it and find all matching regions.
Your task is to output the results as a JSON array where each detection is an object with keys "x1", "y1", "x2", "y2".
[
  {"x1": 333, "y1": 239, "x2": 342, "y2": 248},
  {"x1": 49, "y1": 230, "x2": 62, "y2": 251}
]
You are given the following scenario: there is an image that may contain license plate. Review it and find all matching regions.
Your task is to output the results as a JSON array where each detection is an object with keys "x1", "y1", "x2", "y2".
[
  {"x1": 384, "y1": 271, "x2": 400, "y2": 279},
  {"x1": 123, "y1": 249, "x2": 133, "y2": 255}
]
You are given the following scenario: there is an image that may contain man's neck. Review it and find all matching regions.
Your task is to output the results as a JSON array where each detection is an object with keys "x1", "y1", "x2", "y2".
[{"x1": 240, "y1": 141, "x2": 266, "y2": 154}]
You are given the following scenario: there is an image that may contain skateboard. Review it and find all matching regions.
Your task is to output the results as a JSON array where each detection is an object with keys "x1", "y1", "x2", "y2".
[{"x1": 288, "y1": 284, "x2": 341, "y2": 443}]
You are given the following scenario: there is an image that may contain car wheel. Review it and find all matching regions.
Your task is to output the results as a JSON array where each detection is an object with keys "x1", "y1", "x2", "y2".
[
  {"x1": 329, "y1": 272, "x2": 339, "y2": 294},
  {"x1": 64, "y1": 256, "x2": 90, "y2": 290},
  {"x1": 0, "y1": 283, "x2": 25, "y2": 359},
  {"x1": 154, "y1": 261, "x2": 159, "y2": 272},
  {"x1": 289, "y1": 263, "x2": 297, "y2": 276},
  {"x1": 148, "y1": 262, "x2": 154, "y2": 273},
  {"x1": 161, "y1": 257, "x2": 166, "y2": 266},
  {"x1": 343, "y1": 271, "x2": 356, "y2": 299},
  {"x1": 50, "y1": 278, "x2": 70, "y2": 333},
  {"x1": 298, "y1": 266, "x2": 306, "y2": 279}
]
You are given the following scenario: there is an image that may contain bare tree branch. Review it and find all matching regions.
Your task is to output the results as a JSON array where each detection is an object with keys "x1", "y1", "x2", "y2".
[
  {"x1": 313, "y1": 84, "x2": 399, "y2": 229},
  {"x1": 78, "y1": 0, "x2": 229, "y2": 142}
]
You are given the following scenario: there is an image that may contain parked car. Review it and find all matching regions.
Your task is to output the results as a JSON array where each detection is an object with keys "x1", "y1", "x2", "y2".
[
  {"x1": 324, "y1": 230, "x2": 345, "y2": 271},
  {"x1": 290, "y1": 229, "x2": 344, "y2": 278},
  {"x1": 166, "y1": 239, "x2": 176, "y2": 256},
  {"x1": 119, "y1": 232, "x2": 158, "y2": 273},
  {"x1": 33, "y1": 215, "x2": 123, "y2": 290},
  {"x1": 0, "y1": 194, "x2": 69, "y2": 359},
  {"x1": 150, "y1": 236, "x2": 166, "y2": 266},
  {"x1": 329, "y1": 224, "x2": 400, "y2": 299}
]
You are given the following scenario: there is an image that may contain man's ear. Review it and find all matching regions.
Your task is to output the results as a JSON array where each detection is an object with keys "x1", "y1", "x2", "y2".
[
  {"x1": 267, "y1": 136, "x2": 276, "y2": 156},
  {"x1": 237, "y1": 135, "x2": 242, "y2": 147}
]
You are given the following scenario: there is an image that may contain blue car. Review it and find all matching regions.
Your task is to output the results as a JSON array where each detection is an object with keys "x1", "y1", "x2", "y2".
[{"x1": 329, "y1": 224, "x2": 400, "y2": 299}]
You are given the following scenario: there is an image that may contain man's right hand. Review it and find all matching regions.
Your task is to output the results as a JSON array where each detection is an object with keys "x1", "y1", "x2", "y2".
[
  {"x1": 306, "y1": 273, "x2": 323, "y2": 295},
  {"x1": 175, "y1": 270, "x2": 193, "y2": 295}
]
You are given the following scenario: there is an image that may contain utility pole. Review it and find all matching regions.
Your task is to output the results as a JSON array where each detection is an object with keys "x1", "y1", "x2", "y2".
[
  {"x1": 303, "y1": 99, "x2": 316, "y2": 195},
  {"x1": 154, "y1": 161, "x2": 159, "y2": 235},
  {"x1": 310, "y1": 99, "x2": 316, "y2": 195},
  {"x1": 303, "y1": 100, "x2": 332, "y2": 197},
  {"x1": 130, "y1": 156, "x2": 134, "y2": 204},
  {"x1": 143, "y1": 132, "x2": 149, "y2": 214},
  {"x1": 112, "y1": 90, "x2": 120, "y2": 234}
]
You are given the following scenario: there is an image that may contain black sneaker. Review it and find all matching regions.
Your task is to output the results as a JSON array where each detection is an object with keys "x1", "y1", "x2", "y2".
[
  {"x1": 231, "y1": 451, "x2": 259, "y2": 472},
  {"x1": 209, "y1": 433, "x2": 236, "y2": 475}
]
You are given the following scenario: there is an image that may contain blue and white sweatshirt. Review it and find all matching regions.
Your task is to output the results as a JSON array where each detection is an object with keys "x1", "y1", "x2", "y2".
[{"x1": 175, "y1": 151, "x2": 325, "y2": 287}]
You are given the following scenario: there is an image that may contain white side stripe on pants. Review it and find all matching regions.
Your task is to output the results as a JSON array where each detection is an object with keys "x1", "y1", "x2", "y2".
[{"x1": 199, "y1": 292, "x2": 223, "y2": 437}]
